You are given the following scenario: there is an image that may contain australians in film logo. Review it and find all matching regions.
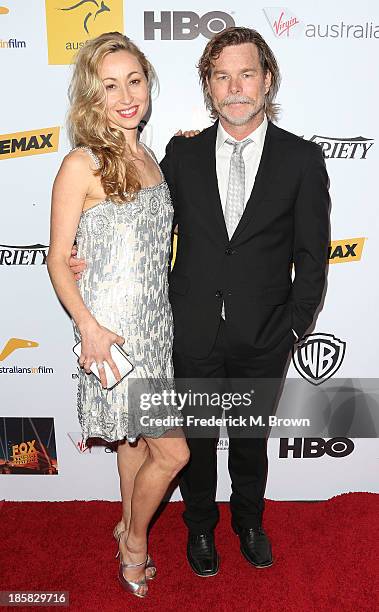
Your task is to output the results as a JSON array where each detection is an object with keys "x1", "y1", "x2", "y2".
[
  {"x1": 0, "y1": 243, "x2": 48, "y2": 265},
  {"x1": 1, "y1": 5, "x2": 27, "y2": 50},
  {"x1": 45, "y1": 0, "x2": 124, "y2": 64},
  {"x1": 0, "y1": 338, "x2": 53, "y2": 375},
  {"x1": 329, "y1": 238, "x2": 365, "y2": 264},
  {"x1": 263, "y1": 7, "x2": 379, "y2": 39},
  {"x1": 292, "y1": 333, "x2": 346, "y2": 386},
  {"x1": 0, "y1": 38, "x2": 26, "y2": 49},
  {"x1": 0, "y1": 128, "x2": 60, "y2": 160}
]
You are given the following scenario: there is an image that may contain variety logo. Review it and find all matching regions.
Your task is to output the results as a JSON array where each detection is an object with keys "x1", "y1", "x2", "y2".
[
  {"x1": 0, "y1": 337, "x2": 53, "y2": 375},
  {"x1": 310, "y1": 135, "x2": 374, "y2": 160},
  {"x1": 0, "y1": 338, "x2": 39, "y2": 361},
  {"x1": 144, "y1": 11, "x2": 235, "y2": 40},
  {"x1": 0, "y1": 38, "x2": 26, "y2": 49},
  {"x1": 0, "y1": 128, "x2": 60, "y2": 160},
  {"x1": 264, "y1": 7, "x2": 379, "y2": 39},
  {"x1": 45, "y1": 0, "x2": 124, "y2": 64},
  {"x1": 293, "y1": 333, "x2": 346, "y2": 385},
  {"x1": 0, "y1": 244, "x2": 48, "y2": 265},
  {"x1": 279, "y1": 437, "x2": 354, "y2": 458},
  {"x1": 329, "y1": 238, "x2": 365, "y2": 264}
]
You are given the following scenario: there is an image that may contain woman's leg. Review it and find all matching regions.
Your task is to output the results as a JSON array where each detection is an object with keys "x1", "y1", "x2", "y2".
[
  {"x1": 116, "y1": 438, "x2": 148, "y2": 534},
  {"x1": 118, "y1": 432, "x2": 189, "y2": 595}
]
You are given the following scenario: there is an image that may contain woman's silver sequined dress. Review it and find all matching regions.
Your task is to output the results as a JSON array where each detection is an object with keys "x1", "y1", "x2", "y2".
[{"x1": 72, "y1": 145, "x2": 178, "y2": 444}]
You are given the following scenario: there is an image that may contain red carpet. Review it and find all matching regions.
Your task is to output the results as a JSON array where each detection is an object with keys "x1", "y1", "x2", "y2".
[{"x1": 1, "y1": 493, "x2": 378, "y2": 611}]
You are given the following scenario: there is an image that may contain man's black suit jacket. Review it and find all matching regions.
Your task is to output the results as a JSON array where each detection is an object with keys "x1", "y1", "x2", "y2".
[{"x1": 160, "y1": 120, "x2": 330, "y2": 359}]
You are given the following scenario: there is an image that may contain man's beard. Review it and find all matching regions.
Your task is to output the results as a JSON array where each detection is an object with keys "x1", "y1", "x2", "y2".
[{"x1": 217, "y1": 94, "x2": 264, "y2": 126}]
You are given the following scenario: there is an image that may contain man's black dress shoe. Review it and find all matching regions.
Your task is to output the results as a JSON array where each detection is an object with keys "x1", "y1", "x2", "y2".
[
  {"x1": 233, "y1": 525, "x2": 273, "y2": 568},
  {"x1": 187, "y1": 532, "x2": 220, "y2": 577}
]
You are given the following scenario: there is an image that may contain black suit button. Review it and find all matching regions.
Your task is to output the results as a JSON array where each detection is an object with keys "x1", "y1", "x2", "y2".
[
  {"x1": 225, "y1": 248, "x2": 236, "y2": 256},
  {"x1": 215, "y1": 290, "x2": 223, "y2": 298}
]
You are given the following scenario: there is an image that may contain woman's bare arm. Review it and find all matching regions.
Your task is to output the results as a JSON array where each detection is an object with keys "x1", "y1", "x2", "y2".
[
  {"x1": 47, "y1": 151, "x2": 93, "y2": 327},
  {"x1": 47, "y1": 151, "x2": 124, "y2": 386}
]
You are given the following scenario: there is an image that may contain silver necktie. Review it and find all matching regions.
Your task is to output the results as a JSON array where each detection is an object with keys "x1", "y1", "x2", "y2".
[{"x1": 224, "y1": 138, "x2": 253, "y2": 238}]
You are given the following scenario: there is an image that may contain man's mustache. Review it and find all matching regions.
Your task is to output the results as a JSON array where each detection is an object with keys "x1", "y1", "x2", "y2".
[{"x1": 221, "y1": 95, "x2": 255, "y2": 107}]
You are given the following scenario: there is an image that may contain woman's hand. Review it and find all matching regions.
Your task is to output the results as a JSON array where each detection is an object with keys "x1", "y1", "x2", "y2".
[{"x1": 78, "y1": 319, "x2": 125, "y2": 389}]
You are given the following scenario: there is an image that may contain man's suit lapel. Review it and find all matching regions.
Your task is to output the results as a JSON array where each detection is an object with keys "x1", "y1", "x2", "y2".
[
  {"x1": 231, "y1": 122, "x2": 280, "y2": 242},
  {"x1": 231, "y1": 121, "x2": 282, "y2": 242},
  {"x1": 196, "y1": 121, "x2": 229, "y2": 240}
]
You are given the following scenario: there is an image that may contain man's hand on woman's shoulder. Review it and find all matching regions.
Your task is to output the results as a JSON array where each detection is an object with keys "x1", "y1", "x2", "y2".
[{"x1": 174, "y1": 129, "x2": 201, "y2": 138}]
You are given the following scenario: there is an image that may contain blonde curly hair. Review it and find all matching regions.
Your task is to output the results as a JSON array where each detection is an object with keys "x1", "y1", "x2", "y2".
[{"x1": 67, "y1": 31, "x2": 157, "y2": 203}]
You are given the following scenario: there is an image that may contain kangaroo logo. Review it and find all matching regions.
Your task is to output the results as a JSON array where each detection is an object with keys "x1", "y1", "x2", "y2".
[
  {"x1": 0, "y1": 338, "x2": 39, "y2": 361},
  {"x1": 59, "y1": 0, "x2": 110, "y2": 34}
]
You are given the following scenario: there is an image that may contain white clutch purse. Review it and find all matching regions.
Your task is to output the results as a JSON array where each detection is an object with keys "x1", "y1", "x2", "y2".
[{"x1": 73, "y1": 341, "x2": 134, "y2": 390}]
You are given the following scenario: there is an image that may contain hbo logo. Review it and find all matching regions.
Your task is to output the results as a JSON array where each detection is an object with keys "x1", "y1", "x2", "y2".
[
  {"x1": 144, "y1": 11, "x2": 235, "y2": 40},
  {"x1": 279, "y1": 437, "x2": 355, "y2": 458}
]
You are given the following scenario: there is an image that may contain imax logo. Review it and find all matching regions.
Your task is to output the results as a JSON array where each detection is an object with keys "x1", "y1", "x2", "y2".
[
  {"x1": 0, "y1": 127, "x2": 60, "y2": 160},
  {"x1": 328, "y1": 238, "x2": 365, "y2": 264},
  {"x1": 144, "y1": 11, "x2": 235, "y2": 40}
]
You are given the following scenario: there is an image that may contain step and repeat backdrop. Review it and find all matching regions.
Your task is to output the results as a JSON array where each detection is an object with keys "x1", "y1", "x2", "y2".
[{"x1": 1, "y1": 1, "x2": 378, "y2": 501}]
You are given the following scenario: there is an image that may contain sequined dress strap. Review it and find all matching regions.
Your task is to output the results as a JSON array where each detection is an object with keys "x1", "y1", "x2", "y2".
[{"x1": 71, "y1": 146, "x2": 101, "y2": 170}]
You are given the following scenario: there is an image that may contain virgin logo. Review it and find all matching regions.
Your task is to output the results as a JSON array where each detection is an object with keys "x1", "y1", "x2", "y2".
[
  {"x1": 263, "y1": 8, "x2": 303, "y2": 39},
  {"x1": 273, "y1": 11, "x2": 299, "y2": 36}
]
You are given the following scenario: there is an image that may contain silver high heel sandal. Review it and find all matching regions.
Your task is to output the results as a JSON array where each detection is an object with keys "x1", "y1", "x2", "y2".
[
  {"x1": 113, "y1": 521, "x2": 157, "y2": 579},
  {"x1": 118, "y1": 554, "x2": 148, "y2": 598}
]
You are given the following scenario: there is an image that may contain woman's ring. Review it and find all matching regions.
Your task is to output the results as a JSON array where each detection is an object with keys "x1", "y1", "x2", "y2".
[{"x1": 97, "y1": 362, "x2": 105, "y2": 369}]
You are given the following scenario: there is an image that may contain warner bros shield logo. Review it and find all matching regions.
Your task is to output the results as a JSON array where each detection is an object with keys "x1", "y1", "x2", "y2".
[{"x1": 292, "y1": 333, "x2": 346, "y2": 385}]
